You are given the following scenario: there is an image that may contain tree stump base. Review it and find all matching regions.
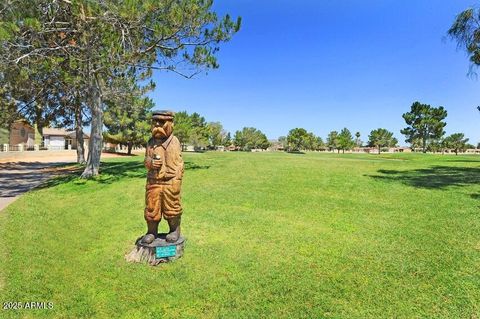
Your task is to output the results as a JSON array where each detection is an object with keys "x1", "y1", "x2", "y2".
[{"x1": 125, "y1": 234, "x2": 185, "y2": 266}]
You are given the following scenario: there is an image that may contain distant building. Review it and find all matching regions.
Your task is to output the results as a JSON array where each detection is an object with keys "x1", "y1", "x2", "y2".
[
  {"x1": 42, "y1": 128, "x2": 89, "y2": 150},
  {"x1": 393, "y1": 147, "x2": 412, "y2": 153},
  {"x1": 6, "y1": 120, "x2": 89, "y2": 151},
  {"x1": 9, "y1": 120, "x2": 35, "y2": 148},
  {"x1": 464, "y1": 148, "x2": 480, "y2": 154},
  {"x1": 267, "y1": 140, "x2": 285, "y2": 151}
]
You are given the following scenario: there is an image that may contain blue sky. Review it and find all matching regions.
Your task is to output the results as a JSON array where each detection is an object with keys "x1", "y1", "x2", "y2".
[{"x1": 149, "y1": 0, "x2": 480, "y2": 145}]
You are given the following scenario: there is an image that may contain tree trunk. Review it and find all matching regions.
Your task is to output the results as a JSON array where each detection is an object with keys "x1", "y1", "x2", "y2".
[
  {"x1": 422, "y1": 136, "x2": 427, "y2": 153},
  {"x1": 34, "y1": 123, "x2": 43, "y2": 147},
  {"x1": 378, "y1": 145, "x2": 381, "y2": 154},
  {"x1": 74, "y1": 99, "x2": 86, "y2": 164},
  {"x1": 81, "y1": 75, "x2": 103, "y2": 178},
  {"x1": 34, "y1": 105, "x2": 45, "y2": 147},
  {"x1": 127, "y1": 142, "x2": 133, "y2": 155}
]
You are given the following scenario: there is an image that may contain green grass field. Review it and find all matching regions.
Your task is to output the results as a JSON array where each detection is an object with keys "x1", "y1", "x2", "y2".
[{"x1": 1, "y1": 152, "x2": 479, "y2": 318}]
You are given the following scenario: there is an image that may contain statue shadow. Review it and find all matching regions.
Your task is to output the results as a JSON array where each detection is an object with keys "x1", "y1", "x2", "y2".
[{"x1": 367, "y1": 165, "x2": 480, "y2": 190}]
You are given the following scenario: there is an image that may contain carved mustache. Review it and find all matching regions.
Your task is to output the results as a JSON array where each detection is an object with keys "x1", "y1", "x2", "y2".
[{"x1": 152, "y1": 127, "x2": 166, "y2": 136}]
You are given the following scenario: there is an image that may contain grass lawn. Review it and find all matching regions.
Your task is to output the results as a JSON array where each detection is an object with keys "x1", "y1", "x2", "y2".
[{"x1": 1, "y1": 151, "x2": 479, "y2": 318}]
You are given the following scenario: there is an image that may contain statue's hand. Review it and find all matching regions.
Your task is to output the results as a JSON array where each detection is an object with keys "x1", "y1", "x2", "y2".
[{"x1": 151, "y1": 159, "x2": 162, "y2": 169}]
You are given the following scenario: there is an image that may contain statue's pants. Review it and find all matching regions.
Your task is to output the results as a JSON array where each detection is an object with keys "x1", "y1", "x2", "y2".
[{"x1": 144, "y1": 179, "x2": 182, "y2": 222}]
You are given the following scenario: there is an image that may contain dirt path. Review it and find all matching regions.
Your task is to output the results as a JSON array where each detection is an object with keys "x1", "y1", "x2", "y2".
[
  {"x1": 0, "y1": 161, "x2": 80, "y2": 211},
  {"x1": 0, "y1": 150, "x2": 144, "y2": 212}
]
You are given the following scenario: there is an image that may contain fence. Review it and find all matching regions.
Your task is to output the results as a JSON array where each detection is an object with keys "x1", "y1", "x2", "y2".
[{"x1": 0, "y1": 143, "x2": 69, "y2": 152}]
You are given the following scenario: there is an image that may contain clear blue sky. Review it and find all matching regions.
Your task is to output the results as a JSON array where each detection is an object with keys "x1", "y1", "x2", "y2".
[{"x1": 148, "y1": 0, "x2": 480, "y2": 145}]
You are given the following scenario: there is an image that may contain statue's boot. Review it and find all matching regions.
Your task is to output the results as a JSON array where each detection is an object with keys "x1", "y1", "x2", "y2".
[
  {"x1": 166, "y1": 216, "x2": 181, "y2": 243},
  {"x1": 142, "y1": 221, "x2": 159, "y2": 244}
]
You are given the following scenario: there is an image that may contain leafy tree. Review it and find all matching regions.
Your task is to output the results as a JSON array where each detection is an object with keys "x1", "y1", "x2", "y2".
[
  {"x1": 327, "y1": 131, "x2": 339, "y2": 152},
  {"x1": 338, "y1": 128, "x2": 354, "y2": 153},
  {"x1": 286, "y1": 129, "x2": 322, "y2": 151},
  {"x1": 401, "y1": 101, "x2": 447, "y2": 153},
  {"x1": 448, "y1": 11, "x2": 480, "y2": 118},
  {"x1": 222, "y1": 132, "x2": 232, "y2": 147},
  {"x1": 234, "y1": 127, "x2": 269, "y2": 151},
  {"x1": 189, "y1": 112, "x2": 208, "y2": 150},
  {"x1": 233, "y1": 130, "x2": 245, "y2": 150},
  {"x1": 305, "y1": 132, "x2": 321, "y2": 151},
  {"x1": 427, "y1": 139, "x2": 442, "y2": 153},
  {"x1": 444, "y1": 133, "x2": 469, "y2": 155},
  {"x1": 104, "y1": 87, "x2": 153, "y2": 155},
  {"x1": 0, "y1": 0, "x2": 241, "y2": 177},
  {"x1": 173, "y1": 111, "x2": 219, "y2": 151},
  {"x1": 448, "y1": 8, "x2": 480, "y2": 70},
  {"x1": 206, "y1": 121, "x2": 226, "y2": 149},
  {"x1": 173, "y1": 111, "x2": 193, "y2": 151},
  {"x1": 368, "y1": 128, "x2": 398, "y2": 154},
  {"x1": 287, "y1": 128, "x2": 309, "y2": 151},
  {"x1": 315, "y1": 136, "x2": 325, "y2": 150},
  {"x1": 448, "y1": 11, "x2": 480, "y2": 117}
]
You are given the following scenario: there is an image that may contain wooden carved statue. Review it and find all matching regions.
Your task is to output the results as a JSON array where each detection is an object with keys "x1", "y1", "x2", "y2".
[{"x1": 141, "y1": 110, "x2": 184, "y2": 244}]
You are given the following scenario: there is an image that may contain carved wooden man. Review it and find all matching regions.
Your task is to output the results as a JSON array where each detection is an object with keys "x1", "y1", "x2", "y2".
[{"x1": 142, "y1": 110, "x2": 184, "y2": 244}]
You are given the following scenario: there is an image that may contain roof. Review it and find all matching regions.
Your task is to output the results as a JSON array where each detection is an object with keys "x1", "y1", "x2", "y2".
[
  {"x1": 42, "y1": 128, "x2": 68, "y2": 136},
  {"x1": 12, "y1": 119, "x2": 33, "y2": 129},
  {"x1": 66, "y1": 131, "x2": 90, "y2": 139}
]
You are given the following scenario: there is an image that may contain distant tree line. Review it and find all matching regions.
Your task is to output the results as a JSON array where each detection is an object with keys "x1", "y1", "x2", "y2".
[
  {"x1": 282, "y1": 127, "x2": 398, "y2": 154},
  {"x1": 276, "y1": 100, "x2": 475, "y2": 155},
  {"x1": 172, "y1": 111, "x2": 269, "y2": 151}
]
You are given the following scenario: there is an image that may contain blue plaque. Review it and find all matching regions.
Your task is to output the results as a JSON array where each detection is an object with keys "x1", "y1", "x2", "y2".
[{"x1": 156, "y1": 245, "x2": 176, "y2": 258}]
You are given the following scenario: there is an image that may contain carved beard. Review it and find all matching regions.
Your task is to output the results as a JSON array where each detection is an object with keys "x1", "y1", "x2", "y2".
[{"x1": 152, "y1": 122, "x2": 173, "y2": 139}]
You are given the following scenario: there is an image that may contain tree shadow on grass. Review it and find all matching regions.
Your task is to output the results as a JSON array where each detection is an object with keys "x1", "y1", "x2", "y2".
[
  {"x1": 38, "y1": 160, "x2": 211, "y2": 188},
  {"x1": 287, "y1": 151, "x2": 306, "y2": 155},
  {"x1": 368, "y1": 165, "x2": 480, "y2": 190},
  {"x1": 0, "y1": 162, "x2": 81, "y2": 197},
  {"x1": 444, "y1": 159, "x2": 480, "y2": 163}
]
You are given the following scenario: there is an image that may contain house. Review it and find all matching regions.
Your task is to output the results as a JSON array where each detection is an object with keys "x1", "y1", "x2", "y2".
[
  {"x1": 393, "y1": 147, "x2": 412, "y2": 153},
  {"x1": 267, "y1": 140, "x2": 285, "y2": 152},
  {"x1": 42, "y1": 128, "x2": 68, "y2": 150},
  {"x1": 5, "y1": 119, "x2": 89, "y2": 151},
  {"x1": 9, "y1": 120, "x2": 35, "y2": 149},
  {"x1": 42, "y1": 128, "x2": 89, "y2": 150}
]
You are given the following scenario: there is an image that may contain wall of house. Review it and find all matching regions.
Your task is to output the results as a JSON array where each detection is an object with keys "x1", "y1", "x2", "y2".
[
  {"x1": 71, "y1": 138, "x2": 89, "y2": 150},
  {"x1": 9, "y1": 122, "x2": 34, "y2": 146},
  {"x1": 45, "y1": 135, "x2": 65, "y2": 150}
]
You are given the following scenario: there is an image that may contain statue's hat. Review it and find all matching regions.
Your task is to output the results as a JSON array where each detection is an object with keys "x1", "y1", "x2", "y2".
[{"x1": 152, "y1": 110, "x2": 175, "y2": 121}]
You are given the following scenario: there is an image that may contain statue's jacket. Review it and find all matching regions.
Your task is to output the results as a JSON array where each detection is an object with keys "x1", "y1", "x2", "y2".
[{"x1": 144, "y1": 134, "x2": 184, "y2": 185}]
